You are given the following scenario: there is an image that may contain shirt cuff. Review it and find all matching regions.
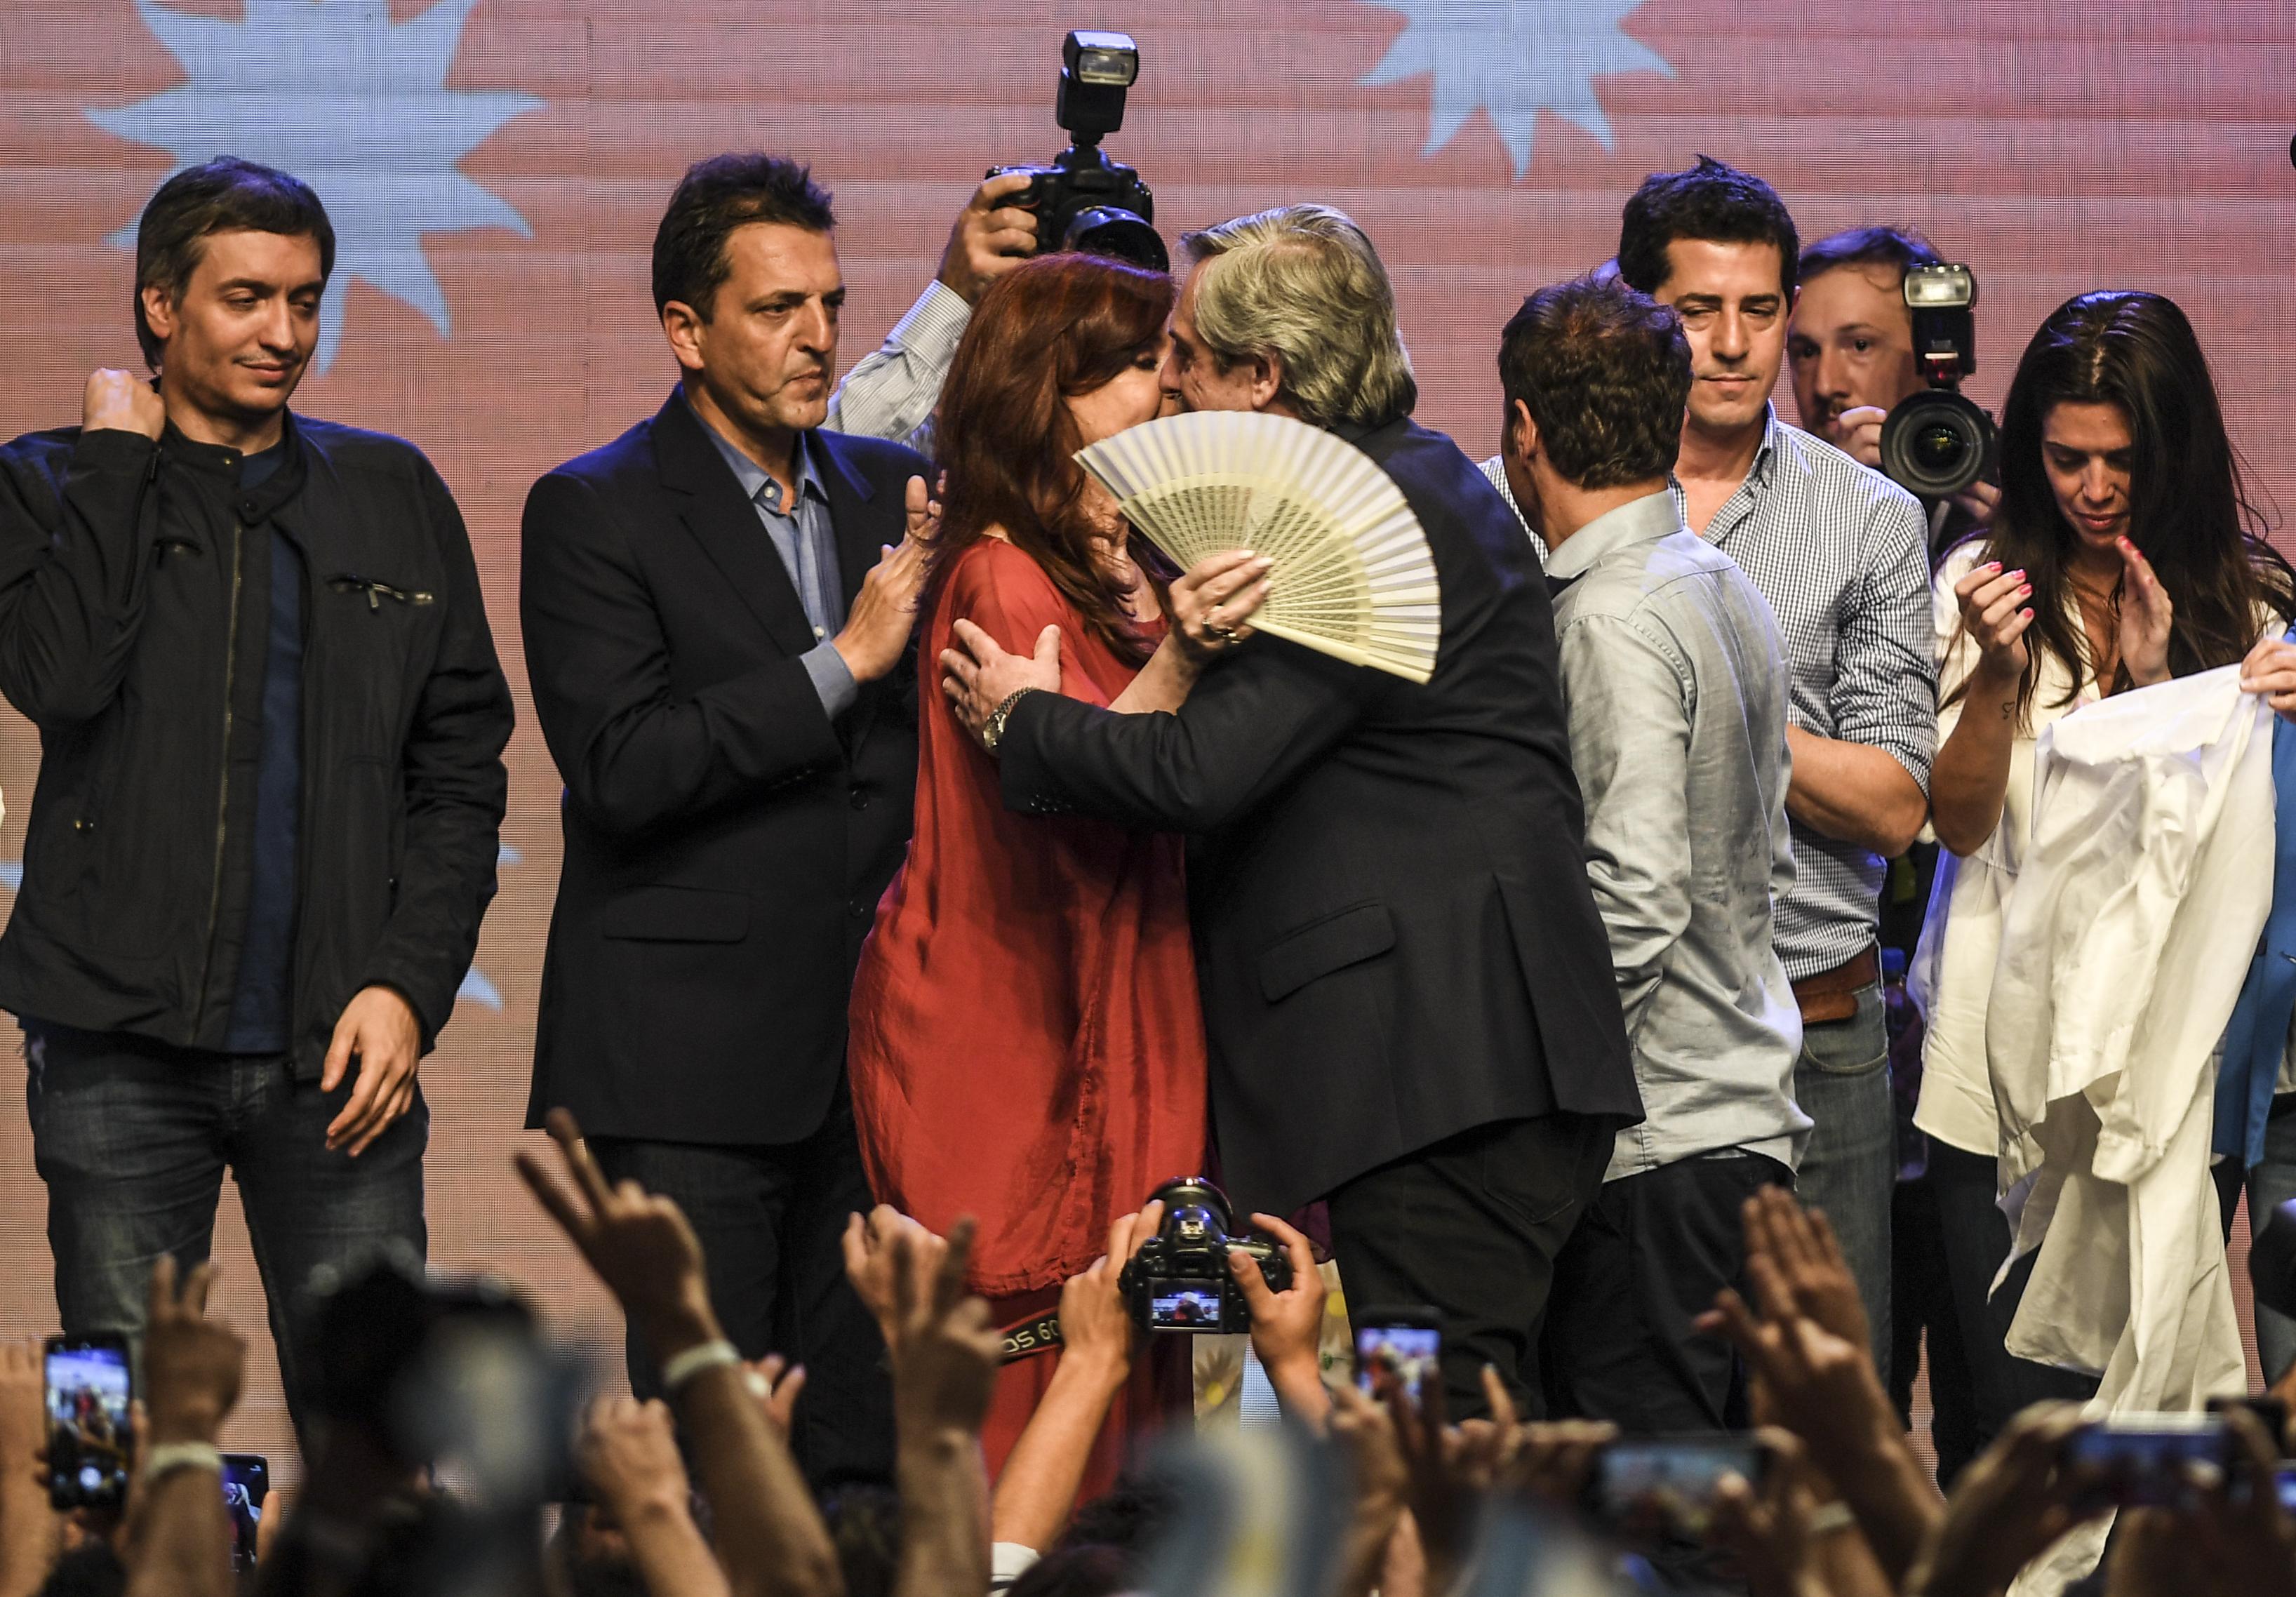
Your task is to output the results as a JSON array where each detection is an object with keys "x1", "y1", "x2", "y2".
[
  {"x1": 989, "y1": 1544, "x2": 1041, "y2": 1592},
  {"x1": 803, "y1": 639, "x2": 859, "y2": 721},
  {"x1": 887, "y1": 279, "x2": 973, "y2": 366}
]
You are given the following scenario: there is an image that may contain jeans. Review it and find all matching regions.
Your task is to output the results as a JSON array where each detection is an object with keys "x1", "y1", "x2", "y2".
[
  {"x1": 1326, "y1": 1112, "x2": 1611, "y2": 1424},
  {"x1": 589, "y1": 1081, "x2": 893, "y2": 1490},
  {"x1": 1793, "y1": 980, "x2": 1895, "y2": 1382},
  {"x1": 25, "y1": 1022, "x2": 429, "y2": 1445}
]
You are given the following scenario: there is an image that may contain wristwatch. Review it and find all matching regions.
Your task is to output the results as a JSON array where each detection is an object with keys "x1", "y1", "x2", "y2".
[{"x1": 981, "y1": 687, "x2": 1040, "y2": 754}]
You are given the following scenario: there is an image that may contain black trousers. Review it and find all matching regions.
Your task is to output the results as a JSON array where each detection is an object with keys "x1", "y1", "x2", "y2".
[
  {"x1": 1890, "y1": 1164, "x2": 1983, "y2": 1487},
  {"x1": 589, "y1": 1081, "x2": 893, "y2": 1489},
  {"x1": 1540, "y1": 1149, "x2": 1793, "y2": 1432},
  {"x1": 1912, "y1": 1140, "x2": 2096, "y2": 1483},
  {"x1": 1324, "y1": 1112, "x2": 1610, "y2": 1423}
]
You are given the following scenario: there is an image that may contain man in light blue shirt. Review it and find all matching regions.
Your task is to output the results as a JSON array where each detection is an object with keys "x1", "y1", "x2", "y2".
[{"x1": 1501, "y1": 276, "x2": 1809, "y2": 1455}]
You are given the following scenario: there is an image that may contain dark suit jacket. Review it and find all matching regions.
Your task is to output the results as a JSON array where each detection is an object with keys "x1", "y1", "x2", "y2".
[
  {"x1": 999, "y1": 417, "x2": 1640, "y2": 1217},
  {"x1": 521, "y1": 392, "x2": 925, "y2": 1145}
]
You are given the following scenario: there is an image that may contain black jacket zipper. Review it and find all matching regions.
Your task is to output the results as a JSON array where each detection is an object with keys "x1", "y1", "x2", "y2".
[
  {"x1": 194, "y1": 518, "x2": 246, "y2": 1029},
  {"x1": 328, "y1": 574, "x2": 435, "y2": 610}
]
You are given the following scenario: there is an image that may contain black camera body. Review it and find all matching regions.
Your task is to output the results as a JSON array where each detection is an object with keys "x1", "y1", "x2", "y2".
[
  {"x1": 988, "y1": 30, "x2": 1165, "y2": 272},
  {"x1": 1119, "y1": 1177, "x2": 1293, "y2": 1333},
  {"x1": 1880, "y1": 262, "x2": 1998, "y2": 500}
]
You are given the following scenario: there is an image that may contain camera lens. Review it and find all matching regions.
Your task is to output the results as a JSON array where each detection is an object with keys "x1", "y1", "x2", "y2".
[
  {"x1": 1064, "y1": 206, "x2": 1169, "y2": 272},
  {"x1": 1880, "y1": 390, "x2": 1997, "y2": 499}
]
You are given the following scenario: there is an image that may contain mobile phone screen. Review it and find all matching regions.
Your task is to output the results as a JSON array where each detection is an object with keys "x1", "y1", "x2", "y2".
[
  {"x1": 45, "y1": 1339, "x2": 132, "y2": 1509},
  {"x1": 1594, "y1": 1436, "x2": 1766, "y2": 1537},
  {"x1": 222, "y1": 1453, "x2": 269, "y2": 1570},
  {"x1": 2065, "y1": 1417, "x2": 2229, "y2": 1506},
  {"x1": 1354, "y1": 1323, "x2": 1442, "y2": 1401}
]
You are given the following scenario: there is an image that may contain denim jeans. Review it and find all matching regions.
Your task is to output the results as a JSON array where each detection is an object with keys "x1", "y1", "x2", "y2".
[
  {"x1": 1793, "y1": 980, "x2": 1895, "y2": 1382},
  {"x1": 24, "y1": 1023, "x2": 428, "y2": 1445}
]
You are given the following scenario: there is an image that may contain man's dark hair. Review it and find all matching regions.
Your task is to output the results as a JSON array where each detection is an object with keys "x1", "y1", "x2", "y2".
[
  {"x1": 1057, "y1": 1472, "x2": 1177, "y2": 1552},
  {"x1": 1797, "y1": 225, "x2": 1942, "y2": 288},
  {"x1": 1499, "y1": 276, "x2": 1692, "y2": 490},
  {"x1": 133, "y1": 156, "x2": 335, "y2": 370},
  {"x1": 651, "y1": 153, "x2": 836, "y2": 319},
  {"x1": 821, "y1": 1483, "x2": 902, "y2": 1597},
  {"x1": 1615, "y1": 155, "x2": 1798, "y2": 299}
]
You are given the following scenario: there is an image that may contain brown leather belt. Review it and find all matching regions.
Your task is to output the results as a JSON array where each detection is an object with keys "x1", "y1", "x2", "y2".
[{"x1": 1792, "y1": 945, "x2": 1881, "y2": 1026}]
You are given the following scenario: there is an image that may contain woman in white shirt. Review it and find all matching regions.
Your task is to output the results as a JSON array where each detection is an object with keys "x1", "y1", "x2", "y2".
[{"x1": 1911, "y1": 289, "x2": 2296, "y2": 1457}]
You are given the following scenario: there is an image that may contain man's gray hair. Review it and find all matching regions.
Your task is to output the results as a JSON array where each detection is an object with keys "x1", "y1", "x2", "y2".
[{"x1": 1179, "y1": 204, "x2": 1417, "y2": 431}]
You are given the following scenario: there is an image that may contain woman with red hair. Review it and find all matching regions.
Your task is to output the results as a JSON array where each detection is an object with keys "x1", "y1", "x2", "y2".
[{"x1": 847, "y1": 252, "x2": 1265, "y2": 1483}]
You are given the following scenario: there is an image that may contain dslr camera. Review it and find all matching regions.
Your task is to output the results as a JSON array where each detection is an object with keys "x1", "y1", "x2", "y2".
[
  {"x1": 1879, "y1": 262, "x2": 1998, "y2": 500},
  {"x1": 988, "y1": 30, "x2": 1165, "y2": 272},
  {"x1": 1119, "y1": 1177, "x2": 1293, "y2": 1332}
]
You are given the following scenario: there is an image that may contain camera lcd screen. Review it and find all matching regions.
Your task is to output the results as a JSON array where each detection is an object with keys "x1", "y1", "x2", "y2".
[
  {"x1": 45, "y1": 1341, "x2": 131, "y2": 1508},
  {"x1": 1594, "y1": 1436, "x2": 1764, "y2": 1536},
  {"x1": 2065, "y1": 1417, "x2": 2228, "y2": 1505},
  {"x1": 1145, "y1": 1281, "x2": 1223, "y2": 1328},
  {"x1": 222, "y1": 1453, "x2": 269, "y2": 1571},
  {"x1": 1355, "y1": 1325, "x2": 1441, "y2": 1401}
]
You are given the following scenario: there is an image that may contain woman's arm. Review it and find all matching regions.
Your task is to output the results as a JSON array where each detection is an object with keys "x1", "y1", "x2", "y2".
[
  {"x1": 1109, "y1": 552, "x2": 1272, "y2": 714},
  {"x1": 1929, "y1": 560, "x2": 2034, "y2": 857}
]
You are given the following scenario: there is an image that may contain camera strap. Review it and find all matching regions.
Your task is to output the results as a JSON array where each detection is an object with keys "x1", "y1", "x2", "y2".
[{"x1": 997, "y1": 1309, "x2": 1065, "y2": 1364}]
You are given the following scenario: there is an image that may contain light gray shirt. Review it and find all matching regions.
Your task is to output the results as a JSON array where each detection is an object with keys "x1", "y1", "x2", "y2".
[
  {"x1": 1490, "y1": 414, "x2": 1936, "y2": 982},
  {"x1": 825, "y1": 280, "x2": 972, "y2": 459},
  {"x1": 1547, "y1": 490, "x2": 1812, "y2": 1179}
]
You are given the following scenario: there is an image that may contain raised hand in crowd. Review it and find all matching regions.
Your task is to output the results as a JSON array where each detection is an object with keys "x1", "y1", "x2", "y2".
[
  {"x1": 935, "y1": 171, "x2": 1038, "y2": 305},
  {"x1": 577, "y1": 1395, "x2": 730, "y2": 1597},
  {"x1": 518, "y1": 1107, "x2": 843, "y2": 1597},
  {"x1": 1709, "y1": 1429, "x2": 1825, "y2": 1597},
  {"x1": 992, "y1": 1201, "x2": 1160, "y2": 1556},
  {"x1": 882, "y1": 1218, "x2": 1001, "y2": 1597},
  {"x1": 1700, "y1": 1193, "x2": 1942, "y2": 1584},
  {"x1": 745, "y1": 1354, "x2": 808, "y2": 1439},
  {"x1": 1326, "y1": 1382, "x2": 1410, "y2": 1597},
  {"x1": 1903, "y1": 1403, "x2": 2097, "y2": 1597},
  {"x1": 122, "y1": 1257, "x2": 243, "y2": 1597},
  {"x1": 1472, "y1": 1366, "x2": 1614, "y2": 1507},
  {"x1": 1227, "y1": 1210, "x2": 1330, "y2": 1426},
  {"x1": 2174, "y1": 1405, "x2": 2296, "y2": 1597},
  {"x1": 0, "y1": 1339, "x2": 60, "y2": 1597},
  {"x1": 843, "y1": 1204, "x2": 951, "y2": 1351}
]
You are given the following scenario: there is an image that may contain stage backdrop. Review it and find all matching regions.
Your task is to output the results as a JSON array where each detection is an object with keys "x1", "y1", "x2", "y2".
[{"x1": 0, "y1": 0, "x2": 2290, "y2": 1481}]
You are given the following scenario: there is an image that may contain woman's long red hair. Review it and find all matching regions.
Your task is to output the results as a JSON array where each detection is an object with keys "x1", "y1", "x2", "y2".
[{"x1": 929, "y1": 252, "x2": 1175, "y2": 662}]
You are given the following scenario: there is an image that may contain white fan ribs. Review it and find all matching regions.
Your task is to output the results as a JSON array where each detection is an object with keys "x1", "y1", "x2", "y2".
[{"x1": 1075, "y1": 413, "x2": 1444, "y2": 683}]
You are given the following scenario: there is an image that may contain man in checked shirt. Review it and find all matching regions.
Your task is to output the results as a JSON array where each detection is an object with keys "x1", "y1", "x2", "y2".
[{"x1": 1602, "y1": 157, "x2": 1935, "y2": 1383}]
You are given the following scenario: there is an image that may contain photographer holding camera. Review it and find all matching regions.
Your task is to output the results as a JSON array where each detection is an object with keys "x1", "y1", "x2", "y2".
[
  {"x1": 828, "y1": 32, "x2": 1161, "y2": 457},
  {"x1": 1788, "y1": 225, "x2": 1997, "y2": 559}
]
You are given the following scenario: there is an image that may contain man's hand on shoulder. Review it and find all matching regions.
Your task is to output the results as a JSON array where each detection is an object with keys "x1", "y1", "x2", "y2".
[
  {"x1": 82, "y1": 369, "x2": 163, "y2": 441},
  {"x1": 937, "y1": 173, "x2": 1039, "y2": 305},
  {"x1": 941, "y1": 620, "x2": 1063, "y2": 754}
]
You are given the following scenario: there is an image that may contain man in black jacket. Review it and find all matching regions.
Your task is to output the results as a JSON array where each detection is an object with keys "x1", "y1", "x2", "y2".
[
  {"x1": 942, "y1": 205, "x2": 1641, "y2": 1419},
  {"x1": 519, "y1": 154, "x2": 929, "y2": 1485},
  {"x1": 0, "y1": 159, "x2": 512, "y2": 1434}
]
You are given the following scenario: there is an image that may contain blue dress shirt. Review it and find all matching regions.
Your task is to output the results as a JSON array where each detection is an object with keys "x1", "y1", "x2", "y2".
[{"x1": 688, "y1": 396, "x2": 858, "y2": 720}]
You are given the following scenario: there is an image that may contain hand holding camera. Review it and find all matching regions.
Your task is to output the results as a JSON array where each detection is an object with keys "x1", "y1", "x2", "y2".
[
  {"x1": 986, "y1": 31, "x2": 1163, "y2": 272},
  {"x1": 1116, "y1": 1177, "x2": 1293, "y2": 1335},
  {"x1": 937, "y1": 173, "x2": 1039, "y2": 305}
]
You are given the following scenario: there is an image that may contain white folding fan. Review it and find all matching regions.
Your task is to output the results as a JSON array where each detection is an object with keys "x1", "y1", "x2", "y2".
[{"x1": 1075, "y1": 411, "x2": 1443, "y2": 683}]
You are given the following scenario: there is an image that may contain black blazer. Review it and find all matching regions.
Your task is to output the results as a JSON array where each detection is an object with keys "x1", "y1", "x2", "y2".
[
  {"x1": 521, "y1": 392, "x2": 925, "y2": 1146},
  {"x1": 999, "y1": 417, "x2": 1640, "y2": 1217}
]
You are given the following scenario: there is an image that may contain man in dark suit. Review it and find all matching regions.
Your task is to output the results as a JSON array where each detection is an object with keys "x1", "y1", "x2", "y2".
[
  {"x1": 520, "y1": 154, "x2": 930, "y2": 1484},
  {"x1": 941, "y1": 205, "x2": 1642, "y2": 1419}
]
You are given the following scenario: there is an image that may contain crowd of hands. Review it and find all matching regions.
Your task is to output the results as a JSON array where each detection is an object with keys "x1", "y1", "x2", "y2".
[{"x1": 6, "y1": 1114, "x2": 2296, "y2": 1597}]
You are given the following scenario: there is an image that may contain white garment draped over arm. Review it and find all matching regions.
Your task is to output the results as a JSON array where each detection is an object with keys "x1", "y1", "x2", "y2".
[{"x1": 1982, "y1": 664, "x2": 2271, "y2": 1596}]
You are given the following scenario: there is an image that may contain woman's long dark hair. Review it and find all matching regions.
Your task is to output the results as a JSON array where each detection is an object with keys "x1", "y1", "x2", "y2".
[
  {"x1": 1957, "y1": 290, "x2": 2295, "y2": 722},
  {"x1": 928, "y1": 253, "x2": 1175, "y2": 664}
]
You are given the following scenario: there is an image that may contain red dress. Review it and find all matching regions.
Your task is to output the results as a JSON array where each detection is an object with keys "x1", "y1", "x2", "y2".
[{"x1": 849, "y1": 537, "x2": 1207, "y2": 1480}]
